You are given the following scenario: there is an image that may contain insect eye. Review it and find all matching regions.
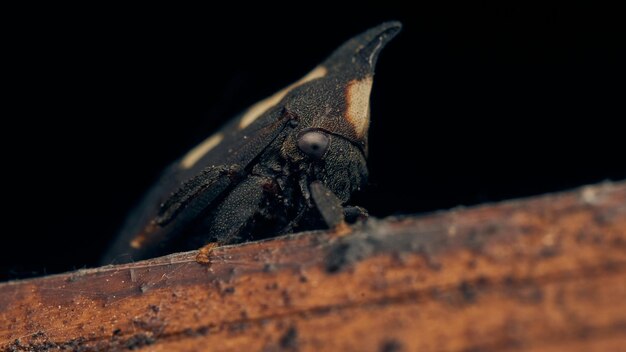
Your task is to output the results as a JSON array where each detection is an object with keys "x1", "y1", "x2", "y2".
[{"x1": 297, "y1": 131, "x2": 330, "y2": 159}]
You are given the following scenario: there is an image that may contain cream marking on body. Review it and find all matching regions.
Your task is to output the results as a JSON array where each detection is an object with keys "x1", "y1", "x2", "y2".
[
  {"x1": 345, "y1": 76, "x2": 373, "y2": 138},
  {"x1": 238, "y1": 66, "x2": 328, "y2": 130},
  {"x1": 130, "y1": 236, "x2": 144, "y2": 249},
  {"x1": 180, "y1": 133, "x2": 224, "y2": 169}
]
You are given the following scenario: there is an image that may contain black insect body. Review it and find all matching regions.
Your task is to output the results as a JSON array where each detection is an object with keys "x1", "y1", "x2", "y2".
[{"x1": 103, "y1": 22, "x2": 402, "y2": 264}]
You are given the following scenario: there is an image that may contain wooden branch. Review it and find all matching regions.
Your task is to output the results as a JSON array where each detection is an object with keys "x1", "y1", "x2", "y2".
[{"x1": 1, "y1": 182, "x2": 625, "y2": 351}]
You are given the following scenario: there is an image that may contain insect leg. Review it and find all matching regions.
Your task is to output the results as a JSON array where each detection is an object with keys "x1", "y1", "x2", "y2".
[
  {"x1": 309, "y1": 181, "x2": 346, "y2": 229},
  {"x1": 298, "y1": 175, "x2": 313, "y2": 208},
  {"x1": 276, "y1": 204, "x2": 308, "y2": 235},
  {"x1": 156, "y1": 164, "x2": 241, "y2": 226},
  {"x1": 205, "y1": 175, "x2": 269, "y2": 244},
  {"x1": 343, "y1": 205, "x2": 369, "y2": 223},
  {"x1": 102, "y1": 165, "x2": 241, "y2": 264}
]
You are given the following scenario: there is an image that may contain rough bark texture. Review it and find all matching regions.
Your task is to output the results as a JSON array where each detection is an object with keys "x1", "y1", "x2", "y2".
[{"x1": 1, "y1": 181, "x2": 625, "y2": 352}]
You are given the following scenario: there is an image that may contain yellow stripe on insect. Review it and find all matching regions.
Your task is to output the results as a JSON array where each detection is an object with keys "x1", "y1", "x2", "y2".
[
  {"x1": 180, "y1": 133, "x2": 224, "y2": 169},
  {"x1": 129, "y1": 222, "x2": 158, "y2": 249},
  {"x1": 238, "y1": 66, "x2": 328, "y2": 130},
  {"x1": 130, "y1": 236, "x2": 145, "y2": 249},
  {"x1": 345, "y1": 77, "x2": 373, "y2": 138}
]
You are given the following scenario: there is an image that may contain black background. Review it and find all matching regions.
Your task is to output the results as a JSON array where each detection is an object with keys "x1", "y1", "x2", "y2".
[{"x1": 3, "y1": 4, "x2": 624, "y2": 281}]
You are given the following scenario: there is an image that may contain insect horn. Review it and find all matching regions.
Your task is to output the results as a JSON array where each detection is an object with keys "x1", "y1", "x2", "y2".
[
  {"x1": 312, "y1": 21, "x2": 401, "y2": 146},
  {"x1": 323, "y1": 21, "x2": 402, "y2": 78}
]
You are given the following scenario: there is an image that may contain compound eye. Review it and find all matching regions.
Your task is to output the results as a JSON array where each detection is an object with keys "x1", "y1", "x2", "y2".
[{"x1": 297, "y1": 130, "x2": 330, "y2": 159}]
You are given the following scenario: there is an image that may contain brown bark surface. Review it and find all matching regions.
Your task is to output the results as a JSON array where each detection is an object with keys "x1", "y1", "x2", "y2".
[{"x1": 1, "y1": 182, "x2": 625, "y2": 351}]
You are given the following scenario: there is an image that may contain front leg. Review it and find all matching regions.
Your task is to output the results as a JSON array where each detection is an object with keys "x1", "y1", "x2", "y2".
[
  {"x1": 206, "y1": 175, "x2": 271, "y2": 244},
  {"x1": 343, "y1": 205, "x2": 368, "y2": 223},
  {"x1": 309, "y1": 181, "x2": 354, "y2": 237},
  {"x1": 195, "y1": 175, "x2": 270, "y2": 264}
]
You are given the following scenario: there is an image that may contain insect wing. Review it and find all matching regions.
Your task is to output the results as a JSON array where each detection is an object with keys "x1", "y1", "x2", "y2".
[{"x1": 102, "y1": 106, "x2": 289, "y2": 263}]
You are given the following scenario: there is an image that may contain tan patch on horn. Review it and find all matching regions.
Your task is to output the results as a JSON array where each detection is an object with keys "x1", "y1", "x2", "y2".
[
  {"x1": 238, "y1": 66, "x2": 328, "y2": 130},
  {"x1": 345, "y1": 77, "x2": 373, "y2": 138},
  {"x1": 180, "y1": 133, "x2": 224, "y2": 169}
]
